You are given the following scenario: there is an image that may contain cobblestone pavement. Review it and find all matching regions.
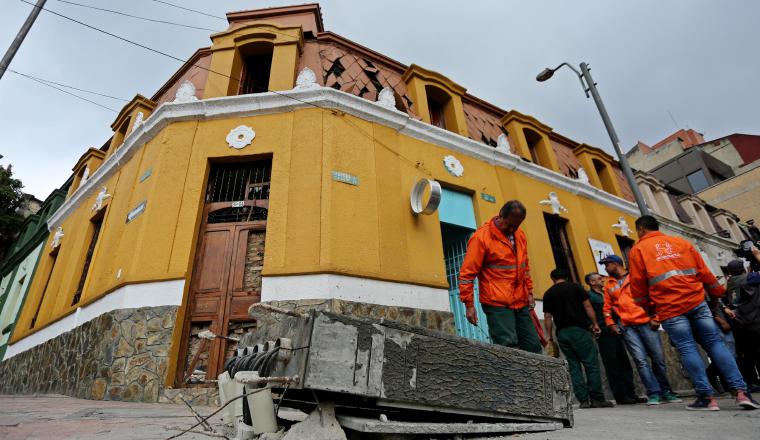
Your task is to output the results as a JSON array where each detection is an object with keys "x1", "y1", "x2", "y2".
[{"x1": 1, "y1": 394, "x2": 759, "y2": 440}]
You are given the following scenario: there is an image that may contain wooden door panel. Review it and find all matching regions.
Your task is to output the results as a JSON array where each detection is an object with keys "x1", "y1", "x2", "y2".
[
  {"x1": 192, "y1": 296, "x2": 221, "y2": 317},
  {"x1": 229, "y1": 295, "x2": 260, "y2": 319},
  {"x1": 194, "y1": 229, "x2": 232, "y2": 293}
]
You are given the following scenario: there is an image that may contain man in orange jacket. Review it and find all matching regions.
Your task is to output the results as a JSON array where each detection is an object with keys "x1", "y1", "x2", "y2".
[
  {"x1": 458, "y1": 200, "x2": 542, "y2": 354},
  {"x1": 601, "y1": 254, "x2": 680, "y2": 406},
  {"x1": 629, "y1": 215, "x2": 759, "y2": 411}
]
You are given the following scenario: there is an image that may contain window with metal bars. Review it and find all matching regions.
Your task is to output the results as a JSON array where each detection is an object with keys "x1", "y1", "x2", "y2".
[
  {"x1": 206, "y1": 161, "x2": 271, "y2": 203},
  {"x1": 71, "y1": 218, "x2": 103, "y2": 306},
  {"x1": 205, "y1": 160, "x2": 272, "y2": 224},
  {"x1": 544, "y1": 213, "x2": 580, "y2": 283}
]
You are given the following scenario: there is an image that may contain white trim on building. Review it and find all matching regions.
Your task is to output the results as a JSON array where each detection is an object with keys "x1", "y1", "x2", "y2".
[
  {"x1": 261, "y1": 274, "x2": 451, "y2": 312},
  {"x1": 47, "y1": 87, "x2": 639, "y2": 231}
]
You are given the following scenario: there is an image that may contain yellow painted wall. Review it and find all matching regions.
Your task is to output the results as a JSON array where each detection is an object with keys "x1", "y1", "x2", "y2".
[{"x1": 13, "y1": 108, "x2": 637, "y2": 345}]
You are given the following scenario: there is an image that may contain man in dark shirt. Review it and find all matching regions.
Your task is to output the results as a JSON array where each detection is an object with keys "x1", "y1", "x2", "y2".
[
  {"x1": 585, "y1": 272, "x2": 638, "y2": 404},
  {"x1": 544, "y1": 268, "x2": 613, "y2": 408}
]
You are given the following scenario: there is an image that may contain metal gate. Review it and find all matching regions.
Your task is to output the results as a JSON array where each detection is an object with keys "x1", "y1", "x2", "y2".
[{"x1": 443, "y1": 235, "x2": 491, "y2": 343}]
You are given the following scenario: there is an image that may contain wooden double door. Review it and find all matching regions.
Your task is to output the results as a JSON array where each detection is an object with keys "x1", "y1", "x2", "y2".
[{"x1": 180, "y1": 161, "x2": 271, "y2": 383}]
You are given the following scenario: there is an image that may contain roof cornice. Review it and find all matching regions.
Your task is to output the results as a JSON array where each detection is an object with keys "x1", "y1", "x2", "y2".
[{"x1": 46, "y1": 87, "x2": 639, "y2": 231}]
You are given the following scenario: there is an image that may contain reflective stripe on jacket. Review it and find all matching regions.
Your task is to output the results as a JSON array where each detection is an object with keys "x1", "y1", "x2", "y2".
[
  {"x1": 629, "y1": 231, "x2": 725, "y2": 321},
  {"x1": 603, "y1": 275, "x2": 649, "y2": 326},
  {"x1": 458, "y1": 217, "x2": 533, "y2": 309}
]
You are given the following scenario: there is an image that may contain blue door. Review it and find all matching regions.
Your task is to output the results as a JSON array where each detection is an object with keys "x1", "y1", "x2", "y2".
[{"x1": 439, "y1": 189, "x2": 491, "y2": 343}]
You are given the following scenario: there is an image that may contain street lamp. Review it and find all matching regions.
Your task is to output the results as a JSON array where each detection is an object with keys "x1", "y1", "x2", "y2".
[{"x1": 536, "y1": 62, "x2": 650, "y2": 216}]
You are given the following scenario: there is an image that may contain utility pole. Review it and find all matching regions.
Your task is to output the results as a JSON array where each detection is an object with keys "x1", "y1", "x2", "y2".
[
  {"x1": 0, "y1": 0, "x2": 47, "y2": 82},
  {"x1": 537, "y1": 62, "x2": 651, "y2": 216},
  {"x1": 579, "y1": 62, "x2": 650, "y2": 216}
]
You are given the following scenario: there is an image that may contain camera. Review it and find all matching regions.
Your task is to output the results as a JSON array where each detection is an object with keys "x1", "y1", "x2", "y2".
[{"x1": 737, "y1": 239, "x2": 760, "y2": 272}]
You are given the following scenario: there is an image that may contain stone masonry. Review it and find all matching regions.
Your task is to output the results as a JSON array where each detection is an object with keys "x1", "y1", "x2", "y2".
[{"x1": 0, "y1": 305, "x2": 216, "y2": 405}]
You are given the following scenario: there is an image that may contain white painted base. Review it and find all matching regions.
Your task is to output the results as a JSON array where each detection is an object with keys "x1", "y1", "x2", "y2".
[
  {"x1": 261, "y1": 274, "x2": 451, "y2": 312},
  {"x1": 3, "y1": 279, "x2": 185, "y2": 361}
]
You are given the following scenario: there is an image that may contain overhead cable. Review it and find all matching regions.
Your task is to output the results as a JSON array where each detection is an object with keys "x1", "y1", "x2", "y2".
[
  {"x1": 55, "y1": 0, "x2": 221, "y2": 32},
  {"x1": 8, "y1": 69, "x2": 129, "y2": 101},
  {"x1": 8, "y1": 69, "x2": 118, "y2": 112}
]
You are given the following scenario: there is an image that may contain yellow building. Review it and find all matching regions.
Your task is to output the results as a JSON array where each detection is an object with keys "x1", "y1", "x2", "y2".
[{"x1": 1, "y1": 4, "x2": 644, "y2": 402}]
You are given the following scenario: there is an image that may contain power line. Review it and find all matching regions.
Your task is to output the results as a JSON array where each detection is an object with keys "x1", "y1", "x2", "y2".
[
  {"x1": 17, "y1": 0, "x2": 434, "y2": 175},
  {"x1": 8, "y1": 68, "x2": 129, "y2": 101},
  {"x1": 8, "y1": 69, "x2": 118, "y2": 112},
  {"x1": 19, "y1": 0, "x2": 196, "y2": 65},
  {"x1": 149, "y1": 0, "x2": 226, "y2": 21},
  {"x1": 55, "y1": 0, "x2": 221, "y2": 32}
]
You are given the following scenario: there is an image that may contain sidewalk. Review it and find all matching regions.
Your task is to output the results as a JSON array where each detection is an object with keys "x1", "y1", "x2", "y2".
[
  {"x1": 1, "y1": 394, "x2": 758, "y2": 439},
  {"x1": 0, "y1": 394, "x2": 224, "y2": 440}
]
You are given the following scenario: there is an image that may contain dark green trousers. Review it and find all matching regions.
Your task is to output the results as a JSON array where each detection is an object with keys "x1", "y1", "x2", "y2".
[
  {"x1": 597, "y1": 330, "x2": 636, "y2": 399},
  {"x1": 482, "y1": 304, "x2": 543, "y2": 354},
  {"x1": 557, "y1": 326, "x2": 605, "y2": 402}
]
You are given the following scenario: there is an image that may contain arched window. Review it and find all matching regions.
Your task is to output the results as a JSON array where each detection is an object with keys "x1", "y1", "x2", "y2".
[
  {"x1": 238, "y1": 42, "x2": 274, "y2": 95},
  {"x1": 592, "y1": 158, "x2": 616, "y2": 194},
  {"x1": 523, "y1": 128, "x2": 543, "y2": 166},
  {"x1": 425, "y1": 85, "x2": 451, "y2": 130}
]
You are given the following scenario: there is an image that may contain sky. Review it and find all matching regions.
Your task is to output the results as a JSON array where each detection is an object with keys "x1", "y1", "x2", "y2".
[{"x1": 1, "y1": 0, "x2": 759, "y2": 199}]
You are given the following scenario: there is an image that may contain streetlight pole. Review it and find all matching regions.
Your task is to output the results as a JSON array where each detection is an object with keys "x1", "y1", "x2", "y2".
[
  {"x1": 536, "y1": 62, "x2": 650, "y2": 216},
  {"x1": 0, "y1": 0, "x2": 47, "y2": 82}
]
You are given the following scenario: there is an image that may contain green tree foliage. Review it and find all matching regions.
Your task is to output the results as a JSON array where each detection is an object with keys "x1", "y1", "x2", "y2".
[{"x1": 0, "y1": 165, "x2": 25, "y2": 260}]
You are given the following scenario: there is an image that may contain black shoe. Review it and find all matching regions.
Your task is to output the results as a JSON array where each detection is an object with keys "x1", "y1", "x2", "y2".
[
  {"x1": 591, "y1": 399, "x2": 615, "y2": 408},
  {"x1": 616, "y1": 396, "x2": 638, "y2": 405},
  {"x1": 579, "y1": 400, "x2": 591, "y2": 409},
  {"x1": 635, "y1": 396, "x2": 649, "y2": 404}
]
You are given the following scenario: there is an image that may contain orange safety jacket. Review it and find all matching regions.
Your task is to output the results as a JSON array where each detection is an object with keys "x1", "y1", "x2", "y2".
[
  {"x1": 458, "y1": 217, "x2": 533, "y2": 309},
  {"x1": 629, "y1": 231, "x2": 725, "y2": 321},
  {"x1": 603, "y1": 275, "x2": 650, "y2": 327}
]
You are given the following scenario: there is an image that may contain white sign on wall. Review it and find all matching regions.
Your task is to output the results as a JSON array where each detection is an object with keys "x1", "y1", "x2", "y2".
[{"x1": 588, "y1": 238, "x2": 615, "y2": 276}]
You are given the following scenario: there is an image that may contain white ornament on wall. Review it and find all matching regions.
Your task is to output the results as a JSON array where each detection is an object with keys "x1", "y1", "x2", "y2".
[
  {"x1": 226, "y1": 125, "x2": 256, "y2": 149},
  {"x1": 576, "y1": 167, "x2": 590, "y2": 185},
  {"x1": 376, "y1": 87, "x2": 397, "y2": 110},
  {"x1": 92, "y1": 186, "x2": 112, "y2": 212},
  {"x1": 51, "y1": 226, "x2": 64, "y2": 249},
  {"x1": 173, "y1": 80, "x2": 198, "y2": 103},
  {"x1": 132, "y1": 111, "x2": 145, "y2": 131},
  {"x1": 612, "y1": 216, "x2": 631, "y2": 237},
  {"x1": 495, "y1": 133, "x2": 512, "y2": 155},
  {"x1": 293, "y1": 67, "x2": 320, "y2": 90},
  {"x1": 539, "y1": 191, "x2": 568, "y2": 214},
  {"x1": 443, "y1": 155, "x2": 464, "y2": 177},
  {"x1": 79, "y1": 167, "x2": 90, "y2": 189}
]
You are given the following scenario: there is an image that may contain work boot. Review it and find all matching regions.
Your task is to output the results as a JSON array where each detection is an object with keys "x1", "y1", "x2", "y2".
[
  {"x1": 686, "y1": 396, "x2": 720, "y2": 411},
  {"x1": 663, "y1": 391, "x2": 683, "y2": 403},
  {"x1": 735, "y1": 390, "x2": 760, "y2": 410},
  {"x1": 590, "y1": 399, "x2": 615, "y2": 408}
]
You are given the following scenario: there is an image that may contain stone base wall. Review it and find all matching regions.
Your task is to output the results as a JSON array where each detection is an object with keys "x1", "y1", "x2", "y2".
[
  {"x1": 260, "y1": 298, "x2": 456, "y2": 334},
  {"x1": 0, "y1": 306, "x2": 180, "y2": 402}
]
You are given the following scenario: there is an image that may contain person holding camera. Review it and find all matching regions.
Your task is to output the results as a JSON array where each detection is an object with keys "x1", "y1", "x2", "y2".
[{"x1": 722, "y1": 243, "x2": 760, "y2": 392}]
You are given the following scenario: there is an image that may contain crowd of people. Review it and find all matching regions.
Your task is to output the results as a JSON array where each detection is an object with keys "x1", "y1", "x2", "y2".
[{"x1": 458, "y1": 200, "x2": 760, "y2": 411}]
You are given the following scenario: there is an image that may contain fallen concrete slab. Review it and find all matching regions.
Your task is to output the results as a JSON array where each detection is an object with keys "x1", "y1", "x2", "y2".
[{"x1": 235, "y1": 309, "x2": 574, "y2": 428}]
